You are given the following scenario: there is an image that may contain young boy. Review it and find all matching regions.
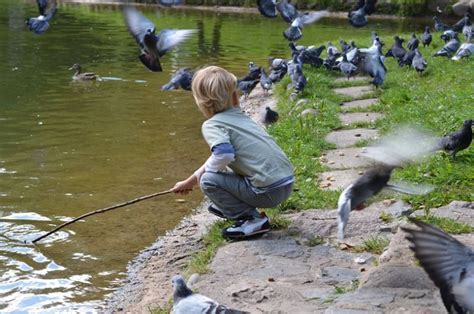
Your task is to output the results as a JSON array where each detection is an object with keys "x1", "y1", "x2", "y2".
[{"x1": 171, "y1": 66, "x2": 294, "y2": 239}]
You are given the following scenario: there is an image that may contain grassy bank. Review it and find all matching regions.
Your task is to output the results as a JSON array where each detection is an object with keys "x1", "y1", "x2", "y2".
[{"x1": 184, "y1": 30, "x2": 472, "y2": 280}]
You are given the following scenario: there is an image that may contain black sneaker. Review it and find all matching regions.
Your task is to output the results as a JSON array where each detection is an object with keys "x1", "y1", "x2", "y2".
[
  {"x1": 222, "y1": 212, "x2": 271, "y2": 239},
  {"x1": 208, "y1": 205, "x2": 226, "y2": 219}
]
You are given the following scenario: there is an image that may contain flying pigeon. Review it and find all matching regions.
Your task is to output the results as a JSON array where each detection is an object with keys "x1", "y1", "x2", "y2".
[
  {"x1": 435, "y1": 119, "x2": 473, "y2": 158},
  {"x1": 259, "y1": 69, "x2": 272, "y2": 95},
  {"x1": 292, "y1": 44, "x2": 325, "y2": 67},
  {"x1": 283, "y1": 11, "x2": 328, "y2": 42},
  {"x1": 123, "y1": 7, "x2": 195, "y2": 72},
  {"x1": 348, "y1": 0, "x2": 377, "y2": 28},
  {"x1": 434, "y1": 36, "x2": 461, "y2": 57},
  {"x1": 26, "y1": 0, "x2": 57, "y2": 35},
  {"x1": 407, "y1": 33, "x2": 419, "y2": 51},
  {"x1": 257, "y1": 0, "x2": 298, "y2": 22},
  {"x1": 358, "y1": 38, "x2": 387, "y2": 87},
  {"x1": 402, "y1": 220, "x2": 474, "y2": 314},
  {"x1": 263, "y1": 106, "x2": 279, "y2": 125},
  {"x1": 452, "y1": 42, "x2": 474, "y2": 60},
  {"x1": 433, "y1": 16, "x2": 451, "y2": 32},
  {"x1": 422, "y1": 26, "x2": 432, "y2": 47},
  {"x1": 411, "y1": 49, "x2": 428, "y2": 74},
  {"x1": 161, "y1": 68, "x2": 193, "y2": 91},
  {"x1": 171, "y1": 275, "x2": 249, "y2": 314}
]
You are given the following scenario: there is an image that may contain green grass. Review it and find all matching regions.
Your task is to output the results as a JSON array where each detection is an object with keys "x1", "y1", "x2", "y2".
[
  {"x1": 417, "y1": 215, "x2": 474, "y2": 234},
  {"x1": 353, "y1": 235, "x2": 390, "y2": 254},
  {"x1": 269, "y1": 31, "x2": 473, "y2": 213},
  {"x1": 334, "y1": 279, "x2": 360, "y2": 294},
  {"x1": 379, "y1": 212, "x2": 394, "y2": 223},
  {"x1": 304, "y1": 235, "x2": 325, "y2": 247}
]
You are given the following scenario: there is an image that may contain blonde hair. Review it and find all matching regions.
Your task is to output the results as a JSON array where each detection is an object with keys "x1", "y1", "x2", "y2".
[{"x1": 192, "y1": 66, "x2": 237, "y2": 118}]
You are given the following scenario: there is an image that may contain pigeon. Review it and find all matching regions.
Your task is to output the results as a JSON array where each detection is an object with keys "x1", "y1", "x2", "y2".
[
  {"x1": 433, "y1": 16, "x2": 451, "y2": 32},
  {"x1": 157, "y1": 0, "x2": 183, "y2": 6},
  {"x1": 123, "y1": 7, "x2": 195, "y2": 72},
  {"x1": 348, "y1": 0, "x2": 377, "y2": 28},
  {"x1": 237, "y1": 79, "x2": 259, "y2": 99},
  {"x1": 337, "y1": 53, "x2": 358, "y2": 79},
  {"x1": 268, "y1": 58, "x2": 288, "y2": 83},
  {"x1": 323, "y1": 42, "x2": 341, "y2": 69},
  {"x1": 422, "y1": 26, "x2": 432, "y2": 47},
  {"x1": 402, "y1": 220, "x2": 474, "y2": 314},
  {"x1": 171, "y1": 275, "x2": 248, "y2": 314},
  {"x1": 358, "y1": 38, "x2": 387, "y2": 87},
  {"x1": 68, "y1": 63, "x2": 97, "y2": 81},
  {"x1": 26, "y1": 0, "x2": 57, "y2": 35},
  {"x1": 259, "y1": 69, "x2": 272, "y2": 95},
  {"x1": 411, "y1": 49, "x2": 427, "y2": 73},
  {"x1": 296, "y1": 44, "x2": 325, "y2": 67},
  {"x1": 435, "y1": 119, "x2": 473, "y2": 158},
  {"x1": 340, "y1": 40, "x2": 352, "y2": 52},
  {"x1": 263, "y1": 106, "x2": 279, "y2": 125},
  {"x1": 452, "y1": 12, "x2": 471, "y2": 32},
  {"x1": 240, "y1": 62, "x2": 262, "y2": 81},
  {"x1": 441, "y1": 29, "x2": 458, "y2": 42},
  {"x1": 385, "y1": 36, "x2": 406, "y2": 63},
  {"x1": 407, "y1": 33, "x2": 419, "y2": 51},
  {"x1": 256, "y1": 0, "x2": 279, "y2": 18},
  {"x1": 257, "y1": 0, "x2": 298, "y2": 23},
  {"x1": 288, "y1": 55, "x2": 306, "y2": 93},
  {"x1": 161, "y1": 68, "x2": 193, "y2": 91},
  {"x1": 399, "y1": 50, "x2": 415, "y2": 67},
  {"x1": 434, "y1": 36, "x2": 461, "y2": 57},
  {"x1": 452, "y1": 42, "x2": 474, "y2": 60},
  {"x1": 463, "y1": 24, "x2": 473, "y2": 41},
  {"x1": 283, "y1": 11, "x2": 328, "y2": 42}
]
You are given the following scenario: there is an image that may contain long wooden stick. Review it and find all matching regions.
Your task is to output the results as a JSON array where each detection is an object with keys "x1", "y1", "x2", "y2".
[{"x1": 31, "y1": 189, "x2": 173, "y2": 244}]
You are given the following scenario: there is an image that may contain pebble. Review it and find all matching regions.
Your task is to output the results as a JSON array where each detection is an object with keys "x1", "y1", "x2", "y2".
[{"x1": 175, "y1": 199, "x2": 186, "y2": 203}]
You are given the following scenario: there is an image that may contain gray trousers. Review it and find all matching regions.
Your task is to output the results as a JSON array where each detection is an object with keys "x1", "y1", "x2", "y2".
[{"x1": 200, "y1": 171, "x2": 293, "y2": 220}]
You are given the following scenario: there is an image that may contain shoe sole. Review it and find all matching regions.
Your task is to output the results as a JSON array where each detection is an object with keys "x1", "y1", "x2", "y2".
[{"x1": 222, "y1": 227, "x2": 271, "y2": 239}]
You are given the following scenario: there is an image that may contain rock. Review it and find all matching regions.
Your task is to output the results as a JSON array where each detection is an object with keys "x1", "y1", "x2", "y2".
[
  {"x1": 325, "y1": 129, "x2": 379, "y2": 148},
  {"x1": 333, "y1": 86, "x2": 373, "y2": 98},
  {"x1": 318, "y1": 169, "x2": 363, "y2": 191},
  {"x1": 412, "y1": 201, "x2": 474, "y2": 225},
  {"x1": 360, "y1": 265, "x2": 434, "y2": 290},
  {"x1": 340, "y1": 98, "x2": 379, "y2": 110},
  {"x1": 320, "y1": 266, "x2": 360, "y2": 285},
  {"x1": 379, "y1": 227, "x2": 414, "y2": 265},
  {"x1": 319, "y1": 148, "x2": 374, "y2": 170}
]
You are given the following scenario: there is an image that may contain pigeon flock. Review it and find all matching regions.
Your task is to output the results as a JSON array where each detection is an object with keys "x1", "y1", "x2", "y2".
[{"x1": 25, "y1": 0, "x2": 473, "y2": 312}]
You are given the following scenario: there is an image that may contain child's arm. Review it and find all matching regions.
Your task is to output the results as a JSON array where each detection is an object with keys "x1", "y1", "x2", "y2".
[{"x1": 171, "y1": 143, "x2": 235, "y2": 194}]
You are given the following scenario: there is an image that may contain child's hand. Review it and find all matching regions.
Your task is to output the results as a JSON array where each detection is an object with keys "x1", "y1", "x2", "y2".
[{"x1": 171, "y1": 177, "x2": 197, "y2": 195}]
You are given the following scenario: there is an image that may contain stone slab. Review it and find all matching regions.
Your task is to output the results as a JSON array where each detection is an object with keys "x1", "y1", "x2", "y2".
[
  {"x1": 325, "y1": 128, "x2": 379, "y2": 148},
  {"x1": 339, "y1": 112, "x2": 384, "y2": 125},
  {"x1": 334, "y1": 76, "x2": 370, "y2": 82},
  {"x1": 333, "y1": 86, "x2": 373, "y2": 98},
  {"x1": 320, "y1": 148, "x2": 374, "y2": 170},
  {"x1": 412, "y1": 201, "x2": 474, "y2": 225},
  {"x1": 319, "y1": 169, "x2": 363, "y2": 191},
  {"x1": 340, "y1": 98, "x2": 379, "y2": 110}
]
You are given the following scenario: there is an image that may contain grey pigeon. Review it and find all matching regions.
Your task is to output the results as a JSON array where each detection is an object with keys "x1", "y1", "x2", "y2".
[
  {"x1": 434, "y1": 36, "x2": 461, "y2": 57},
  {"x1": 441, "y1": 29, "x2": 458, "y2": 42},
  {"x1": 411, "y1": 49, "x2": 427, "y2": 73},
  {"x1": 259, "y1": 69, "x2": 272, "y2": 94},
  {"x1": 399, "y1": 50, "x2": 415, "y2": 67},
  {"x1": 402, "y1": 220, "x2": 474, "y2": 314},
  {"x1": 358, "y1": 38, "x2": 387, "y2": 87},
  {"x1": 276, "y1": 0, "x2": 298, "y2": 23},
  {"x1": 337, "y1": 53, "x2": 358, "y2": 79},
  {"x1": 283, "y1": 11, "x2": 328, "y2": 42},
  {"x1": 293, "y1": 44, "x2": 325, "y2": 67},
  {"x1": 26, "y1": 0, "x2": 57, "y2": 35},
  {"x1": 240, "y1": 62, "x2": 262, "y2": 81},
  {"x1": 435, "y1": 119, "x2": 473, "y2": 158},
  {"x1": 256, "y1": 0, "x2": 278, "y2": 18},
  {"x1": 268, "y1": 57, "x2": 288, "y2": 83},
  {"x1": 123, "y1": 7, "x2": 195, "y2": 72},
  {"x1": 433, "y1": 16, "x2": 451, "y2": 32},
  {"x1": 288, "y1": 54, "x2": 306, "y2": 93},
  {"x1": 237, "y1": 79, "x2": 259, "y2": 99},
  {"x1": 172, "y1": 275, "x2": 248, "y2": 314},
  {"x1": 463, "y1": 24, "x2": 473, "y2": 41},
  {"x1": 161, "y1": 68, "x2": 193, "y2": 91},
  {"x1": 263, "y1": 106, "x2": 279, "y2": 125},
  {"x1": 323, "y1": 42, "x2": 341, "y2": 69},
  {"x1": 385, "y1": 36, "x2": 406, "y2": 63},
  {"x1": 452, "y1": 12, "x2": 471, "y2": 32},
  {"x1": 422, "y1": 26, "x2": 432, "y2": 47},
  {"x1": 407, "y1": 33, "x2": 419, "y2": 51},
  {"x1": 348, "y1": 0, "x2": 377, "y2": 28},
  {"x1": 340, "y1": 40, "x2": 351, "y2": 52},
  {"x1": 158, "y1": 0, "x2": 183, "y2": 6},
  {"x1": 452, "y1": 42, "x2": 474, "y2": 60}
]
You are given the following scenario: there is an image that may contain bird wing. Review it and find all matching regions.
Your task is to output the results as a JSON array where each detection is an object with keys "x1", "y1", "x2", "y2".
[
  {"x1": 364, "y1": 0, "x2": 377, "y2": 15},
  {"x1": 37, "y1": 0, "x2": 48, "y2": 16},
  {"x1": 299, "y1": 11, "x2": 329, "y2": 25},
  {"x1": 123, "y1": 7, "x2": 156, "y2": 46},
  {"x1": 156, "y1": 29, "x2": 196, "y2": 56},
  {"x1": 172, "y1": 294, "x2": 217, "y2": 314},
  {"x1": 257, "y1": 0, "x2": 277, "y2": 18},
  {"x1": 276, "y1": 0, "x2": 298, "y2": 23},
  {"x1": 402, "y1": 220, "x2": 474, "y2": 313},
  {"x1": 385, "y1": 181, "x2": 434, "y2": 195},
  {"x1": 337, "y1": 185, "x2": 352, "y2": 240},
  {"x1": 349, "y1": 0, "x2": 365, "y2": 16}
]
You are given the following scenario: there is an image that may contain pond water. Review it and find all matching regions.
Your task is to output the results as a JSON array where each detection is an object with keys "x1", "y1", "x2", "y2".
[{"x1": 0, "y1": 1, "x2": 432, "y2": 312}]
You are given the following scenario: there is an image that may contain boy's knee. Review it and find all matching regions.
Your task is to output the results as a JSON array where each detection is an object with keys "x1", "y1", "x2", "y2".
[{"x1": 199, "y1": 172, "x2": 218, "y2": 191}]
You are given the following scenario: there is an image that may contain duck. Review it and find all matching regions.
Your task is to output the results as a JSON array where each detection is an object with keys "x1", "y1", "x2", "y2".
[{"x1": 68, "y1": 64, "x2": 98, "y2": 81}]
